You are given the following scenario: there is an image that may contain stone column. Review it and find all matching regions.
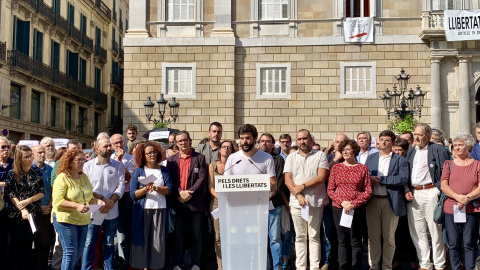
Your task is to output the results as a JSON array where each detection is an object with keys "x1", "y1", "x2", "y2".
[
  {"x1": 211, "y1": 0, "x2": 233, "y2": 36},
  {"x1": 458, "y1": 55, "x2": 472, "y2": 133},
  {"x1": 430, "y1": 56, "x2": 443, "y2": 129},
  {"x1": 126, "y1": 0, "x2": 148, "y2": 38}
]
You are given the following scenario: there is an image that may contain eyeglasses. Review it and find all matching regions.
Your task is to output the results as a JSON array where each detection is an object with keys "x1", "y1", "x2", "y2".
[
  {"x1": 145, "y1": 152, "x2": 158, "y2": 156},
  {"x1": 259, "y1": 140, "x2": 272, "y2": 144},
  {"x1": 0, "y1": 145, "x2": 11, "y2": 150},
  {"x1": 112, "y1": 140, "x2": 124, "y2": 145},
  {"x1": 22, "y1": 155, "x2": 33, "y2": 160},
  {"x1": 221, "y1": 146, "x2": 232, "y2": 150},
  {"x1": 73, "y1": 159, "x2": 85, "y2": 163}
]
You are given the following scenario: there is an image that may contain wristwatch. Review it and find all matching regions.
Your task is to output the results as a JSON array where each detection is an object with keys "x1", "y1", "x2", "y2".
[{"x1": 303, "y1": 183, "x2": 307, "y2": 190}]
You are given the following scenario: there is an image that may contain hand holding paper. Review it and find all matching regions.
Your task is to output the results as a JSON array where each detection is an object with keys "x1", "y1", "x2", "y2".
[
  {"x1": 453, "y1": 204, "x2": 466, "y2": 223},
  {"x1": 87, "y1": 204, "x2": 102, "y2": 213},
  {"x1": 138, "y1": 174, "x2": 157, "y2": 185},
  {"x1": 340, "y1": 210, "x2": 355, "y2": 228},
  {"x1": 301, "y1": 205, "x2": 309, "y2": 221}
]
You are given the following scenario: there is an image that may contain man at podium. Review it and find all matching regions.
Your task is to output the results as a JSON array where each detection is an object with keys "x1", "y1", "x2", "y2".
[{"x1": 224, "y1": 124, "x2": 276, "y2": 192}]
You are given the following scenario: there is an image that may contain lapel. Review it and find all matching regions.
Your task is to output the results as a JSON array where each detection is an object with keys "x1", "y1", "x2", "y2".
[{"x1": 387, "y1": 153, "x2": 397, "y2": 175}]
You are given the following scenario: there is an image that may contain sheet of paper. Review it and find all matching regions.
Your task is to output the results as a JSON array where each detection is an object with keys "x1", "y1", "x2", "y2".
[
  {"x1": 453, "y1": 205, "x2": 466, "y2": 223},
  {"x1": 211, "y1": 208, "x2": 219, "y2": 220},
  {"x1": 301, "y1": 205, "x2": 309, "y2": 221},
  {"x1": 87, "y1": 204, "x2": 102, "y2": 213},
  {"x1": 28, "y1": 213, "x2": 37, "y2": 234},
  {"x1": 269, "y1": 201, "x2": 275, "y2": 210},
  {"x1": 91, "y1": 211, "x2": 107, "y2": 225},
  {"x1": 138, "y1": 174, "x2": 157, "y2": 185},
  {"x1": 340, "y1": 210, "x2": 355, "y2": 228}
]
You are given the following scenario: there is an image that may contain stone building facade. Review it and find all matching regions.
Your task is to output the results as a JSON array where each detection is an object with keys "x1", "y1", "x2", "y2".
[
  {"x1": 0, "y1": 0, "x2": 128, "y2": 145},
  {"x1": 124, "y1": 0, "x2": 480, "y2": 147}
]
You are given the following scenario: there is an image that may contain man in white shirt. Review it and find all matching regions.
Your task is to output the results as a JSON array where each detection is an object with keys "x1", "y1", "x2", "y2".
[
  {"x1": 365, "y1": 130, "x2": 409, "y2": 270},
  {"x1": 405, "y1": 123, "x2": 449, "y2": 270},
  {"x1": 284, "y1": 129, "x2": 329, "y2": 270},
  {"x1": 356, "y1": 131, "x2": 379, "y2": 165},
  {"x1": 82, "y1": 137, "x2": 125, "y2": 270},
  {"x1": 110, "y1": 134, "x2": 136, "y2": 269}
]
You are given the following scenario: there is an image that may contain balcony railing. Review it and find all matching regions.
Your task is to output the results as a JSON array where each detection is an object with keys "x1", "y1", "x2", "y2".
[
  {"x1": 15, "y1": 0, "x2": 36, "y2": 11},
  {"x1": 112, "y1": 40, "x2": 119, "y2": 55},
  {"x1": 95, "y1": 0, "x2": 111, "y2": 19},
  {"x1": 83, "y1": 34, "x2": 94, "y2": 52},
  {"x1": 37, "y1": 1, "x2": 53, "y2": 23},
  {"x1": 94, "y1": 45, "x2": 107, "y2": 62},
  {"x1": 53, "y1": 12, "x2": 69, "y2": 34},
  {"x1": 420, "y1": 11, "x2": 445, "y2": 40},
  {"x1": 8, "y1": 50, "x2": 96, "y2": 102},
  {"x1": 69, "y1": 25, "x2": 83, "y2": 44},
  {"x1": 111, "y1": 73, "x2": 123, "y2": 91},
  {"x1": 119, "y1": 47, "x2": 124, "y2": 60},
  {"x1": 112, "y1": 115, "x2": 123, "y2": 127},
  {"x1": 95, "y1": 91, "x2": 107, "y2": 106},
  {"x1": 0, "y1": 42, "x2": 6, "y2": 62}
]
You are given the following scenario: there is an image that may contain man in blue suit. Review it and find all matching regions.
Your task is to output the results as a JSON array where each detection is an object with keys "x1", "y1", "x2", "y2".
[
  {"x1": 470, "y1": 122, "x2": 480, "y2": 161},
  {"x1": 365, "y1": 130, "x2": 409, "y2": 270},
  {"x1": 405, "y1": 123, "x2": 449, "y2": 270}
]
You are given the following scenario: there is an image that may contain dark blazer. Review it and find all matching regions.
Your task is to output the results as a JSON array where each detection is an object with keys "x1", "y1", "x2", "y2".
[
  {"x1": 365, "y1": 152, "x2": 409, "y2": 217},
  {"x1": 471, "y1": 143, "x2": 480, "y2": 161},
  {"x1": 405, "y1": 142, "x2": 450, "y2": 190},
  {"x1": 166, "y1": 150, "x2": 208, "y2": 212}
]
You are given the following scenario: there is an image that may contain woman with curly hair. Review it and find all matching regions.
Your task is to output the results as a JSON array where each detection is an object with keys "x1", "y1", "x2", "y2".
[
  {"x1": 51, "y1": 149, "x2": 104, "y2": 270},
  {"x1": 4, "y1": 145, "x2": 45, "y2": 270},
  {"x1": 130, "y1": 142, "x2": 172, "y2": 270}
]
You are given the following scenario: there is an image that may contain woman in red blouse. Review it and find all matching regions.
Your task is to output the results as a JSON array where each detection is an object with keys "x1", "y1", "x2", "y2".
[{"x1": 327, "y1": 140, "x2": 372, "y2": 270}]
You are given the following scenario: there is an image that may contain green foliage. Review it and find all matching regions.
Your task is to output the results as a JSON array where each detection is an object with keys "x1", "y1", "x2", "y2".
[
  {"x1": 153, "y1": 121, "x2": 168, "y2": 129},
  {"x1": 388, "y1": 114, "x2": 417, "y2": 133}
]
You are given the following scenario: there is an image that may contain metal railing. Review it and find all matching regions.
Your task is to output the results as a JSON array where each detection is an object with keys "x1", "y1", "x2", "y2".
[
  {"x1": 69, "y1": 25, "x2": 83, "y2": 44},
  {"x1": 112, "y1": 40, "x2": 119, "y2": 55},
  {"x1": 95, "y1": 0, "x2": 111, "y2": 19},
  {"x1": 37, "y1": 1, "x2": 53, "y2": 23},
  {"x1": 8, "y1": 50, "x2": 96, "y2": 102},
  {"x1": 95, "y1": 91, "x2": 107, "y2": 106},
  {"x1": 0, "y1": 42, "x2": 6, "y2": 62},
  {"x1": 53, "y1": 12, "x2": 69, "y2": 34},
  {"x1": 83, "y1": 35, "x2": 94, "y2": 52},
  {"x1": 111, "y1": 73, "x2": 123, "y2": 91},
  {"x1": 94, "y1": 45, "x2": 107, "y2": 62},
  {"x1": 16, "y1": 0, "x2": 36, "y2": 10}
]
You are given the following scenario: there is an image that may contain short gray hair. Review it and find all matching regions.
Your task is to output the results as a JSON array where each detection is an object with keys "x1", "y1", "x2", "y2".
[
  {"x1": 40, "y1": 137, "x2": 55, "y2": 145},
  {"x1": 452, "y1": 132, "x2": 476, "y2": 148},
  {"x1": 110, "y1": 134, "x2": 124, "y2": 143},
  {"x1": 357, "y1": 131, "x2": 371, "y2": 141},
  {"x1": 414, "y1": 123, "x2": 432, "y2": 137},
  {"x1": 97, "y1": 132, "x2": 110, "y2": 140},
  {"x1": 0, "y1": 136, "x2": 9, "y2": 144},
  {"x1": 431, "y1": 128, "x2": 446, "y2": 141}
]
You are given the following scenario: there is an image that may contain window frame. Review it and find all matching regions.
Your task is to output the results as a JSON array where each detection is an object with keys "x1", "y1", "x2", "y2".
[
  {"x1": 346, "y1": 0, "x2": 370, "y2": 17},
  {"x1": 161, "y1": 63, "x2": 197, "y2": 99},
  {"x1": 65, "y1": 102, "x2": 72, "y2": 131},
  {"x1": 340, "y1": 61, "x2": 377, "y2": 99},
  {"x1": 167, "y1": 0, "x2": 196, "y2": 22},
  {"x1": 256, "y1": 63, "x2": 291, "y2": 100},
  {"x1": 50, "y1": 96, "x2": 57, "y2": 127},
  {"x1": 259, "y1": 0, "x2": 289, "y2": 20},
  {"x1": 31, "y1": 90, "x2": 41, "y2": 124}
]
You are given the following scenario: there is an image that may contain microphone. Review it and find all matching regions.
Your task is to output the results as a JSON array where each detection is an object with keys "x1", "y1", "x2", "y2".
[
  {"x1": 224, "y1": 160, "x2": 242, "y2": 173},
  {"x1": 248, "y1": 159, "x2": 263, "y2": 174}
]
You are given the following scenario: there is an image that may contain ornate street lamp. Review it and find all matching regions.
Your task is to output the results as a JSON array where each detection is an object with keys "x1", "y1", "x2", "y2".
[
  {"x1": 143, "y1": 94, "x2": 180, "y2": 125},
  {"x1": 380, "y1": 69, "x2": 425, "y2": 119},
  {"x1": 1, "y1": 93, "x2": 19, "y2": 111}
]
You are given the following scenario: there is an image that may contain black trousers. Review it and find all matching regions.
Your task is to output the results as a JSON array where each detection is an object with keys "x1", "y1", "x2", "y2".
[
  {"x1": 173, "y1": 203, "x2": 204, "y2": 267},
  {"x1": 7, "y1": 218, "x2": 34, "y2": 270},
  {"x1": 0, "y1": 209, "x2": 9, "y2": 270},
  {"x1": 332, "y1": 205, "x2": 366, "y2": 270},
  {"x1": 35, "y1": 213, "x2": 54, "y2": 270}
]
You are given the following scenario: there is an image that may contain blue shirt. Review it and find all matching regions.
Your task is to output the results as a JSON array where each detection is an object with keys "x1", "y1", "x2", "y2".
[
  {"x1": 32, "y1": 162, "x2": 53, "y2": 206},
  {"x1": 0, "y1": 157, "x2": 14, "y2": 192}
]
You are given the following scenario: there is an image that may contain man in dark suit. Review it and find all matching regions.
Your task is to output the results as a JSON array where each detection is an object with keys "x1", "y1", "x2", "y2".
[
  {"x1": 405, "y1": 123, "x2": 449, "y2": 270},
  {"x1": 365, "y1": 130, "x2": 409, "y2": 270},
  {"x1": 166, "y1": 130, "x2": 208, "y2": 270}
]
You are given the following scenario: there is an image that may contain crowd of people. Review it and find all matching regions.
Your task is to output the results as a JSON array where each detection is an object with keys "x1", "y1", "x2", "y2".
[{"x1": 0, "y1": 121, "x2": 478, "y2": 270}]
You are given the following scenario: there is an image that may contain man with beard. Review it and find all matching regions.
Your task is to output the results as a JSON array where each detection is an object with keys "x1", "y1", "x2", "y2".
[
  {"x1": 110, "y1": 134, "x2": 136, "y2": 269},
  {"x1": 82, "y1": 137, "x2": 125, "y2": 270},
  {"x1": 196, "y1": 122, "x2": 223, "y2": 164},
  {"x1": 32, "y1": 145, "x2": 54, "y2": 270},
  {"x1": 258, "y1": 133, "x2": 286, "y2": 270},
  {"x1": 40, "y1": 137, "x2": 56, "y2": 167},
  {"x1": 284, "y1": 129, "x2": 329, "y2": 270},
  {"x1": 224, "y1": 124, "x2": 276, "y2": 193}
]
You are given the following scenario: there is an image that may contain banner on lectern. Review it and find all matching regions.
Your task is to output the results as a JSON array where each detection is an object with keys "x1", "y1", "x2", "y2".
[{"x1": 215, "y1": 174, "x2": 270, "y2": 192}]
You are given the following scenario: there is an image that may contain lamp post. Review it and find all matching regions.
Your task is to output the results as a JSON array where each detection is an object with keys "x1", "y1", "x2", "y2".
[
  {"x1": 379, "y1": 69, "x2": 425, "y2": 119},
  {"x1": 1, "y1": 93, "x2": 19, "y2": 111},
  {"x1": 143, "y1": 94, "x2": 180, "y2": 125}
]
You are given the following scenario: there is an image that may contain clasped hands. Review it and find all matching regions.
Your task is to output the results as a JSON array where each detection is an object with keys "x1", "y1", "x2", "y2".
[
  {"x1": 341, "y1": 201, "x2": 354, "y2": 213},
  {"x1": 370, "y1": 176, "x2": 381, "y2": 186},
  {"x1": 16, "y1": 198, "x2": 32, "y2": 210},
  {"x1": 178, "y1": 190, "x2": 193, "y2": 203},
  {"x1": 456, "y1": 194, "x2": 471, "y2": 210}
]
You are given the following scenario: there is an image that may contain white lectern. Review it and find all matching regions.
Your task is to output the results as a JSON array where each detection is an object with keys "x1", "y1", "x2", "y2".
[{"x1": 215, "y1": 174, "x2": 270, "y2": 270}]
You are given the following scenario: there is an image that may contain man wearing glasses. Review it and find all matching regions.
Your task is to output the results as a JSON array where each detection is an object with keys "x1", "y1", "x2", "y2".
[
  {"x1": 110, "y1": 134, "x2": 136, "y2": 270},
  {"x1": 0, "y1": 136, "x2": 12, "y2": 270}
]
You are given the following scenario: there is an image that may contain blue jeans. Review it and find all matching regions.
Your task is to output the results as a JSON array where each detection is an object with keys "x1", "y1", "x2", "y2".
[
  {"x1": 81, "y1": 217, "x2": 119, "y2": 270},
  {"x1": 445, "y1": 213, "x2": 479, "y2": 270},
  {"x1": 282, "y1": 216, "x2": 294, "y2": 260},
  {"x1": 321, "y1": 202, "x2": 337, "y2": 267},
  {"x1": 269, "y1": 206, "x2": 283, "y2": 269},
  {"x1": 52, "y1": 213, "x2": 88, "y2": 270}
]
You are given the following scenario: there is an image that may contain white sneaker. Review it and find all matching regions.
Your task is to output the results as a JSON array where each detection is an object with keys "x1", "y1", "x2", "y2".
[
  {"x1": 191, "y1": 265, "x2": 200, "y2": 270},
  {"x1": 173, "y1": 267, "x2": 182, "y2": 270}
]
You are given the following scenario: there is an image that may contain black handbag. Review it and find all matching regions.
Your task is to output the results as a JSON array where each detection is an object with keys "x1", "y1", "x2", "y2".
[{"x1": 433, "y1": 160, "x2": 452, "y2": 224}]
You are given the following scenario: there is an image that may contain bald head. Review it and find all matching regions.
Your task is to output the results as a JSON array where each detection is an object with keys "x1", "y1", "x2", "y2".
[
  {"x1": 32, "y1": 145, "x2": 46, "y2": 165},
  {"x1": 333, "y1": 133, "x2": 348, "y2": 151},
  {"x1": 110, "y1": 134, "x2": 124, "y2": 152},
  {"x1": 96, "y1": 137, "x2": 112, "y2": 159}
]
